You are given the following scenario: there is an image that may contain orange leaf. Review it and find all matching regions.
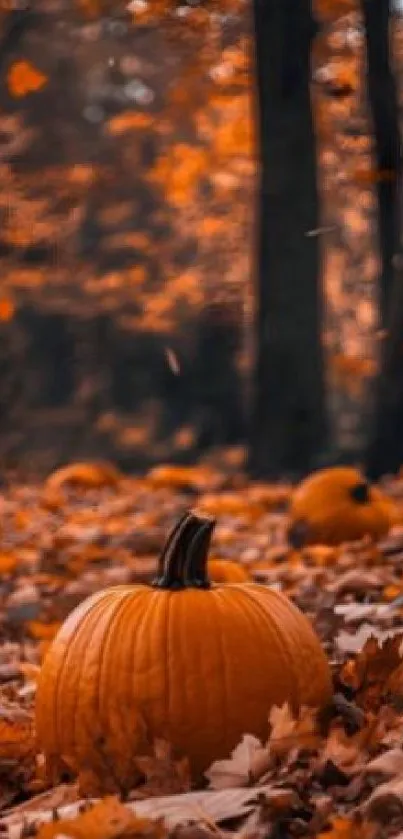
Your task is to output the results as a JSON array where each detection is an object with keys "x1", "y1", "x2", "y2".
[
  {"x1": 7, "y1": 60, "x2": 48, "y2": 98},
  {"x1": 0, "y1": 296, "x2": 15, "y2": 321},
  {"x1": 0, "y1": 716, "x2": 35, "y2": 765},
  {"x1": 36, "y1": 795, "x2": 166, "y2": 839},
  {"x1": 45, "y1": 460, "x2": 122, "y2": 491},
  {"x1": 26, "y1": 620, "x2": 62, "y2": 641},
  {"x1": 0, "y1": 552, "x2": 18, "y2": 575}
]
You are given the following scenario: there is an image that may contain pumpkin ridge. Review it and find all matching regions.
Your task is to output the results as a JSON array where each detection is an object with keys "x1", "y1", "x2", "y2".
[
  {"x1": 99, "y1": 588, "x2": 149, "y2": 775},
  {"x1": 211, "y1": 589, "x2": 235, "y2": 755},
  {"x1": 72, "y1": 590, "x2": 131, "y2": 770},
  {"x1": 50, "y1": 589, "x2": 121, "y2": 762},
  {"x1": 133, "y1": 589, "x2": 167, "y2": 747},
  {"x1": 234, "y1": 586, "x2": 300, "y2": 710},
  {"x1": 37, "y1": 589, "x2": 107, "y2": 754},
  {"x1": 164, "y1": 591, "x2": 172, "y2": 747},
  {"x1": 245, "y1": 584, "x2": 331, "y2": 704}
]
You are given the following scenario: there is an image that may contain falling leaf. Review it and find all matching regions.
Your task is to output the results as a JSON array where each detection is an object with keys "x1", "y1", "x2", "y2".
[{"x1": 165, "y1": 347, "x2": 180, "y2": 375}]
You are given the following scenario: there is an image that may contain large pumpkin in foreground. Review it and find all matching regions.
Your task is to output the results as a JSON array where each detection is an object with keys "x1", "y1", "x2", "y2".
[
  {"x1": 289, "y1": 466, "x2": 395, "y2": 547},
  {"x1": 36, "y1": 512, "x2": 331, "y2": 788}
]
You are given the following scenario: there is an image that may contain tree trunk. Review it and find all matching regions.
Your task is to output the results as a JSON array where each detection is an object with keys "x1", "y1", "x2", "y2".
[
  {"x1": 249, "y1": 0, "x2": 328, "y2": 478},
  {"x1": 361, "y1": 0, "x2": 401, "y2": 327},
  {"x1": 363, "y1": 3, "x2": 403, "y2": 479}
]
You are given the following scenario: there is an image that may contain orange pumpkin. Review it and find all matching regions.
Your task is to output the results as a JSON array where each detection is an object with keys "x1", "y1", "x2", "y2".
[
  {"x1": 36, "y1": 512, "x2": 331, "y2": 789},
  {"x1": 289, "y1": 467, "x2": 395, "y2": 547},
  {"x1": 208, "y1": 558, "x2": 250, "y2": 583}
]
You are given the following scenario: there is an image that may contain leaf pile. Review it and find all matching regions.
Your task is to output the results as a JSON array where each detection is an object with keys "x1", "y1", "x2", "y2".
[{"x1": 1, "y1": 462, "x2": 403, "y2": 836}]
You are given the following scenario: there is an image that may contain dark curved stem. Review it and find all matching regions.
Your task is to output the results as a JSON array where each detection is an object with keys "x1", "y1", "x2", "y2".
[
  {"x1": 184, "y1": 518, "x2": 215, "y2": 588},
  {"x1": 153, "y1": 512, "x2": 215, "y2": 590},
  {"x1": 155, "y1": 511, "x2": 189, "y2": 579}
]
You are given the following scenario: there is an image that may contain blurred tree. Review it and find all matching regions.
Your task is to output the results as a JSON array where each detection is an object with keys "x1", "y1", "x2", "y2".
[
  {"x1": 249, "y1": 0, "x2": 329, "y2": 478},
  {"x1": 361, "y1": 0, "x2": 400, "y2": 326},
  {"x1": 363, "y1": 0, "x2": 403, "y2": 478}
]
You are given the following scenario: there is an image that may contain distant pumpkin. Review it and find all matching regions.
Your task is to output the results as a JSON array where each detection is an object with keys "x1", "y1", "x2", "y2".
[
  {"x1": 208, "y1": 558, "x2": 250, "y2": 583},
  {"x1": 36, "y1": 512, "x2": 331, "y2": 789},
  {"x1": 289, "y1": 466, "x2": 395, "y2": 547}
]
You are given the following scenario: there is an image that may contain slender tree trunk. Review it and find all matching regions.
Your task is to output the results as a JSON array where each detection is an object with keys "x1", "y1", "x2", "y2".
[
  {"x1": 249, "y1": 0, "x2": 328, "y2": 478},
  {"x1": 365, "y1": 248, "x2": 403, "y2": 480},
  {"x1": 361, "y1": 0, "x2": 401, "y2": 327},
  {"x1": 363, "y1": 3, "x2": 403, "y2": 479}
]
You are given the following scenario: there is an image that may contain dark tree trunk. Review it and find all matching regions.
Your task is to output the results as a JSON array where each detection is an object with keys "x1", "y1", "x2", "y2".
[
  {"x1": 365, "y1": 253, "x2": 403, "y2": 480},
  {"x1": 363, "y1": 3, "x2": 403, "y2": 479},
  {"x1": 249, "y1": 0, "x2": 328, "y2": 478},
  {"x1": 361, "y1": 0, "x2": 401, "y2": 327}
]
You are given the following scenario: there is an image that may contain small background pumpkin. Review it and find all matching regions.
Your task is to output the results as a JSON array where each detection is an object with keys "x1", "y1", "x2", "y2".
[
  {"x1": 289, "y1": 466, "x2": 397, "y2": 547},
  {"x1": 36, "y1": 511, "x2": 331, "y2": 791},
  {"x1": 208, "y1": 558, "x2": 250, "y2": 583}
]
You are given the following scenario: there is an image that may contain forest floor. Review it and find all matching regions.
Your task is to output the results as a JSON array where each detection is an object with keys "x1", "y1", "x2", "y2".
[
  {"x1": 0, "y1": 4, "x2": 402, "y2": 469},
  {"x1": 1, "y1": 462, "x2": 403, "y2": 838}
]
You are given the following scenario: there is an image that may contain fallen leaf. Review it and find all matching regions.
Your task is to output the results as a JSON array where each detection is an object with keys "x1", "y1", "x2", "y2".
[
  {"x1": 364, "y1": 749, "x2": 403, "y2": 779},
  {"x1": 268, "y1": 703, "x2": 320, "y2": 758},
  {"x1": 205, "y1": 734, "x2": 270, "y2": 789},
  {"x1": 364, "y1": 778, "x2": 403, "y2": 821},
  {"x1": 340, "y1": 635, "x2": 403, "y2": 710},
  {"x1": 7, "y1": 60, "x2": 48, "y2": 98},
  {"x1": 45, "y1": 461, "x2": 122, "y2": 491},
  {"x1": 1, "y1": 784, "x2": 283, "y2": 836},
  {"x1": 134, "y1": 740, "x2": 191, "y2": 797},
  {"x1": 35, "y1": 796, "x2": 166, "y2": 839}
]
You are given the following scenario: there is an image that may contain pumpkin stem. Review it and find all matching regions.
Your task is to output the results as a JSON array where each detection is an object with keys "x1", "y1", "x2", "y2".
[
  {"x1": 153, "y1": 512, "x2": 215, "y2": 590},
  {"x1": 350, "y1": 481, "x2": 370, "y2": 504},
  {"x1": 184, "y1": 518, "x2": 215, "y2": 588}
]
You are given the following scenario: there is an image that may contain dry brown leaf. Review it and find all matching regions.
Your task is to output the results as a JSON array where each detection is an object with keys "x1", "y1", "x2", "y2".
[
  {"x1": 364, "y1": 749, "x2": 403, "y2": 779},
  {"x1": 341, "y1": 635, "x2": 403, "y2": 710},
  {"x1": 317, "y1": 816, "x2": 378, "y2": 839},
  {"x1": 35, "y1": 796, "x2": 166, "y2": 839},
  {"x1": 364, "y1": 778, "x2": 403, "y2": 821},
  {"x1": 317, "y1": 725, "x2": 366, "y2": 777},
  {"x1": 268, "y1": 704, "x2": 320, "y2": 758},
  {"x1": 2, "y1": 784, "x2": 282, "y2": 836},
  {"x1": 205, "y1": 734, "x2": 270, "y2": 789},
  {"x1": 134, "y1": 739, "x2": 191, "y2": 797}
]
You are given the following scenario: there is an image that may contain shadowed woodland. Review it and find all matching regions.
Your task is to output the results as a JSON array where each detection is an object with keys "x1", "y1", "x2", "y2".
[{"x1": 0, "y1": 0, "x2": 401, "y2": 478}]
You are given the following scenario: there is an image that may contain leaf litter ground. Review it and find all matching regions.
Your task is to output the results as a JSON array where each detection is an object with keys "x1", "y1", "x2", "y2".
[{"x1": 1, "y1": 462, "x2": 403, "y2": 837}]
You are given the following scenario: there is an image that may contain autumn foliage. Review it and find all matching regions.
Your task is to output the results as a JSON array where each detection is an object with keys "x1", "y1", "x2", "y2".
[{"x1": 0, "y1": 460, "x2": 402, "y2": 837}]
